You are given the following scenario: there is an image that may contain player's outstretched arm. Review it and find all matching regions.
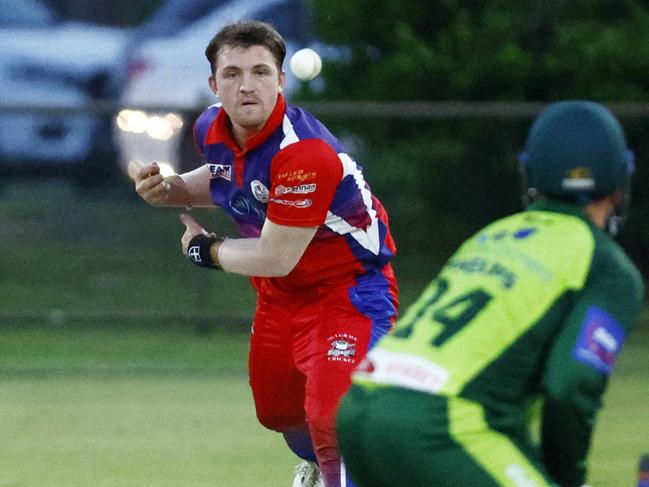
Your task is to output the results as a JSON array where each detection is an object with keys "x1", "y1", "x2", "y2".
[{"x1": 130, "y1": 163, "x2": 214, "y2": 208}]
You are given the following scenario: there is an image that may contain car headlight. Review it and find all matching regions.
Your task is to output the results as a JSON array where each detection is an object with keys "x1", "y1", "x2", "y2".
[
  {"x1": 114, "y1": 110, "x2": 187, "y2": 177},
  {"x1": 115, "y1": 109, "x2": 183, "y2": 139}
]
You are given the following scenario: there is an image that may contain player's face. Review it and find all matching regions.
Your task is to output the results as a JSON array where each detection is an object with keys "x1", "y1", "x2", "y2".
[{"x1": 210, "y1": 45, "x2": 285, "y2": 142}]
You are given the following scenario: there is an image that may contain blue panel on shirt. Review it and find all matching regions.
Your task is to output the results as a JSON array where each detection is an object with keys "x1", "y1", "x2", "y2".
[{"x1": 572, "y1": 306, "x2": 625, "y2": 375}]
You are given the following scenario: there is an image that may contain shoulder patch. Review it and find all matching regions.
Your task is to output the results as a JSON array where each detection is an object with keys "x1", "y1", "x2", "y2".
[{"x1": 572, "y1": 306, "x2": 625, "y2": 375}]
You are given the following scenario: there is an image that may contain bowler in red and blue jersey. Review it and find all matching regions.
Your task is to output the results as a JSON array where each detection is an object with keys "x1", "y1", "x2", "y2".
[{"x1": 131, "y1": 21, "x2": 398, "y2": 487}]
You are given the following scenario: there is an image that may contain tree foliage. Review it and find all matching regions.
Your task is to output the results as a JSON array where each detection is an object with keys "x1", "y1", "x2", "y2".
[
  {"x1": 311, "y1": 0, "x2": 649, "y2": 102},
  {"x1": 308, "y1": 0, "x2": 649, "y2": 276}
]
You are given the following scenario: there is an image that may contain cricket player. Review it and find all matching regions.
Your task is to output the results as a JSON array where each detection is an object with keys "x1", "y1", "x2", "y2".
[
  {"x1": 336, "y1": 101, "x2": 644, "y2": 487},
  {"x1": 131, "y1": 21, "x2": 398, "y2": 487}
]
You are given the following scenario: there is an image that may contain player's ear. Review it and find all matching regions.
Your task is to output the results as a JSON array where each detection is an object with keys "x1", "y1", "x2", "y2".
[
  {"x1": 278, "y1": 70, "x2": 286, "y2": 93},
  {"x1": 208, "y1": 75, "x2": 218, "y2": 95}
]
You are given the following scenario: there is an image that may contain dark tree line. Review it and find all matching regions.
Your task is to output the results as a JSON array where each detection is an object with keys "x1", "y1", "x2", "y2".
[{"x1": 304, "y1": 0, "x2": 649, "y2": 276}]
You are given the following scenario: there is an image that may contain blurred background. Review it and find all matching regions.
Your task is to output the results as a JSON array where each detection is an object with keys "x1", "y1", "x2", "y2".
[{"x1": 1, "y1": 1, "x2": 648, "y2": 486}]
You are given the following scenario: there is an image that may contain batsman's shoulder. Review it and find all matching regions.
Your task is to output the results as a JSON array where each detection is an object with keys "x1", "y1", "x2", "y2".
[{"x1": 594, "y1": 234, "x2": 645, "y2": 306}]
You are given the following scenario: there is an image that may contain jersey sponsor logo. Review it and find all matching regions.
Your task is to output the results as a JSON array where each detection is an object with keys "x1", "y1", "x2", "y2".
[
  {"x1": 250, "y1": 180, "x2": 269, "y2": 203},
  {"x1": 354, "y1": 348, "x2": 450, "y2": 393},
  {"x1": 327, "y1": 333, "x2": 357, "y2": 363},
  {"x1": 572, "y1": 306, "x2": 625, "y2": 375},
  {"x1": 269, "y1": 197, "x2": 312, "y2": 208},
  {"x1": 276, "y1": 169, "x2": 317, "y2": 183},
  {"x1": 207, "y1": 163, "x2": 232, "y2": 181},
  {"x1": 274, "y1": 183, "x2": 316, "y2": 195}
]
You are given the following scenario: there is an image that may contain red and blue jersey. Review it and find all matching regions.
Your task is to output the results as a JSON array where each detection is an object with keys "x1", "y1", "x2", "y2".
[{"x1": 193, "y1": 94, "x2": 397, "y2": 293}]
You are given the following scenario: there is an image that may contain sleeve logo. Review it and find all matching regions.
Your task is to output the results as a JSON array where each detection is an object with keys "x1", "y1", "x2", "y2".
[
  {"x1": 208, "y1": 163, "x2": 232, "y2": 181},
  {"x1": 572, "y1": 306, "x2": 625, "y2": 375}
]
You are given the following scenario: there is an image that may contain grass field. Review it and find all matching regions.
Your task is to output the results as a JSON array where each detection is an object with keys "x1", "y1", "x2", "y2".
[
  {"x1": 0, "y1": 324, "x2": 647, "y2": 486},
  {"x1": 0, "y1": 326, "x2": 296, "y2": 487},
  {"x1": 1, "y1": 179, "x2": 647, "y2": 486}
]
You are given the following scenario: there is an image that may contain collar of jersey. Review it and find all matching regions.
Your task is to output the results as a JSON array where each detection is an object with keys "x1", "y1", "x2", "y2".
[
  {"x1": 204, "y1": 93, "x2": 286, "y2": 155},
  {"x1": 528, "y1": 197, "x2": 590, "y2": 221}
]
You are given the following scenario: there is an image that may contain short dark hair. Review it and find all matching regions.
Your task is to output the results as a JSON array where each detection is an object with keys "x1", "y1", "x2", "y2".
[{"x1": 205, "y1": 21, "x2": 287, "y2": 75}]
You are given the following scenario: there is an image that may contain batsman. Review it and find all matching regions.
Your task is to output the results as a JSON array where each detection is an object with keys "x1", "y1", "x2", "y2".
[{"x1": 336, "y1": 101, "x2": 645, "y2": 487}]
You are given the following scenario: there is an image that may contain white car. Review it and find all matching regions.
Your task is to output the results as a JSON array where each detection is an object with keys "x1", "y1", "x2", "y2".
[
  {"x1": 113, "y1": 0, "x2": 332, "y2": 176},
  {"x1": 0, "y1": 0, "x2": 129, "y2": 183}
]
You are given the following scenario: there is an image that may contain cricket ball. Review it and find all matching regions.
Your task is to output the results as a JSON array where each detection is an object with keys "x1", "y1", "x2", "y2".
[{"x1": 290, "y1": 48, "x2": 322, "y2": 81}]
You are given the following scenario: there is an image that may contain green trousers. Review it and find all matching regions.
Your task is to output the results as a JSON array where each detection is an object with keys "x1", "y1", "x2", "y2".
[{"x1": 337, "y1": 385, "x2": 556, "y2": 487}]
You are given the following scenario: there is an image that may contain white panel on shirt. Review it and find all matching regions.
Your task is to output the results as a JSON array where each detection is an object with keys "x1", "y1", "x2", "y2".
[
  {"x1": 324, "y1": 153, "x2": 380, "y2": 255},
  {"x1": 279, "y1": 116, "x2": 380, "y2": 256},
  {"x1": 280, "y1": 114, "x2": 299, "y2": 149}
]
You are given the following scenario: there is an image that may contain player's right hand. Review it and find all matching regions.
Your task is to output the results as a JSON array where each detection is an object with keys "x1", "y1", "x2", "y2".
[{"x1": 131, "y1": 162, "x2": 171, "y2": 206}]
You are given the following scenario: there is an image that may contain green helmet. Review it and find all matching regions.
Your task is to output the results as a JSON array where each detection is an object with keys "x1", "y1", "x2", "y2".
[{"x1": 519, "y1": 101, "x2": 634, "y2": 206}]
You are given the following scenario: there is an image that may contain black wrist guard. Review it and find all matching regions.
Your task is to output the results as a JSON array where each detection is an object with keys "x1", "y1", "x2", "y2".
[{"x1": 186, "y1": 234, "x2": 221, "y2": 269}]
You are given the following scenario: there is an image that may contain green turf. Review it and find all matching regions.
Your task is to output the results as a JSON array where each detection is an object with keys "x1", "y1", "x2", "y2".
[
  {"x1": 0, "y1": 377, "x2": 296, "y2": 487},
  {"x1": 588, "y1": 323, "x2": 649, "y2": 486},
  {"x1": 0, "y1": 326, "x2": 296, "y2": 487},
  {"x1": 0, "y1": 324, "x2": 647, "y2": 485}
]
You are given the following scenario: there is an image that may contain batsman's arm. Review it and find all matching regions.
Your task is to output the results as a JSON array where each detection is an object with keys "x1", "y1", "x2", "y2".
[
  {"x1": 539, "y1": 257, "x2": 644, "y2": 487},
  {"x1": 131, "y1": 163, "x2": 214, "y2": 208}
]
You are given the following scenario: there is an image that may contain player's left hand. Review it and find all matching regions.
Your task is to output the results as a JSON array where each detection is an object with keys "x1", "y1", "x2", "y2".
[{"x1": 179, "y1": 212, "x2": 212, "y2": 254}]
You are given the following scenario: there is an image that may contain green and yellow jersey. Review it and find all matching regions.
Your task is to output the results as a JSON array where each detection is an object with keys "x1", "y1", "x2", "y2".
[{"x1": 353, "y1": 199, "x2": 644, "y2": 486}]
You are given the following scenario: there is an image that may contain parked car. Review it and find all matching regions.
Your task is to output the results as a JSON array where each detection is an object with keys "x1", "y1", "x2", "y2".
[
  {"x1": 113, "y1": 0, "x2": 335, "y2": 177},
  {"x1": 0, "y1": 0, "x2": 129, "y2": 184}
]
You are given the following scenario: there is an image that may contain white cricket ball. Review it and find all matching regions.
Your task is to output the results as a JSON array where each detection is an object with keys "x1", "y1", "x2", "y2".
[{"x1": 290, "y1": 48, "x2": 322, "y2": 81}]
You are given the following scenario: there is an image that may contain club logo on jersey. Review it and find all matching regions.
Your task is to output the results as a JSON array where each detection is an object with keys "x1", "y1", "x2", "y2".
[
  {"x1": 269, "y1": 198, "x2": 312, "y2": 208},
  {"x1": 274, "y1": 183, "x2": 316, "y2": 196},
  {"x1": 250, "y1": 180, "x2": 269, "y2": 203},
  {"x1": 327, "y1": 333, "x2": 358, "y2": 363},
  {"x1": 208, "y1": 163, "x2": 232, "y2": 181},
  {"x1": 572, "y1": 306, "x2": 625, "y2": 375}
]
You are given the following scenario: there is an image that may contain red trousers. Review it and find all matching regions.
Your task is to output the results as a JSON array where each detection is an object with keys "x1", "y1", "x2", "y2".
[{"x1": 248, "y1": 269, "x2": 398, "y2": 487}]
